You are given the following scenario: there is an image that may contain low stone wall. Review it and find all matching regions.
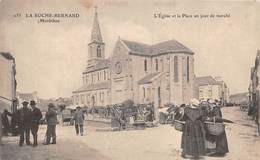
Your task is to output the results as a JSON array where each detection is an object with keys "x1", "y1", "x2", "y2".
[{"x1": 86, "y1": 114, "x2": 111, "y2": 123}]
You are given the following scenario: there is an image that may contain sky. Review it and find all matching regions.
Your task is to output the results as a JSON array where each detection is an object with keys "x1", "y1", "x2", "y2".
[{"x1": 0, "y1": 0, "x2": 259, "y2": 99}]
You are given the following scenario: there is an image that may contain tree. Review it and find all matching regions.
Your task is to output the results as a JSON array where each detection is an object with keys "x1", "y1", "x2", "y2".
[
  {"x1": 122, "y1": 99, "x2": 134, "y2": 108},
  {"x1": 58, "y1": 104, "x2": 66, "y2": 112}
]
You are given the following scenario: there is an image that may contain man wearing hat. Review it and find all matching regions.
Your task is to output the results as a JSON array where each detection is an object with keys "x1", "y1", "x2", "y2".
[
  {"x1": 30, "y1": 100, "x2": 42, "y2": 147},
  {"x1": 44, "y1": 103, "x2": 57, "y2": 145},
  {"x1": 17, "y1": 101, "x2": 32, "y2": 146},
  {"x1": 73, "y1": 106, "x2": 85, "y2": 136}
]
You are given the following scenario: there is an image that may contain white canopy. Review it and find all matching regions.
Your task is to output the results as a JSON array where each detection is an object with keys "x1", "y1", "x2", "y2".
[
  {"x1": 66, "y1": 105, "x2": 77, "y2": 110},
  {"x1": 158, "y1": 107, "x2": 170, "y2": 114}
]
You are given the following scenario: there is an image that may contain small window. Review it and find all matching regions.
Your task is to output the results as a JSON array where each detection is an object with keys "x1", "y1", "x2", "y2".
[
  {"x1": 160, "y1": 59, "x2": 163, "y2": 71},
  {"x1": 97, "y1": 45, "x2": 101, "y2": 58},
  {"x1": 155, "y1": 59, "x2": 158, "y2": 71},
  {"x1": 81, "y1": 95, "x2": 84, "y2": 104},
  {"x1": 208, "y1": 90, "x2": 212, "y2": 97},
  {"x1": 143, "y1": 87, "x2": 146, "y2": 98},
  {"x1": 104, "y1": 70, "x2": 106, "y2": 80},
  {"x1": 144, "y1": 59, "x2": 147, "y2": 71},
  {"x1": 97, "y1": 72, "x2": 100, "y2": 81},
  {"x1": 174, "y1": 56, "x2": 178, "y2": 82}
]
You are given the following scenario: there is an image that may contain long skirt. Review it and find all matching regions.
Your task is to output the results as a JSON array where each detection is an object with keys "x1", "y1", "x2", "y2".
[
  {"x1": 181, "y1": 120, "x2": 206, "y2": 157},
  {"x1": 216, "y1": 131, "x2": 229, "y2": 154},
  {"x1": 205, "y1": 131, "x2": 229, "y2": 155}
]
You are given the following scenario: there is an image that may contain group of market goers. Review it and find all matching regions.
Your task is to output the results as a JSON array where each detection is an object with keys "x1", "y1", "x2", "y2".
[
  {"x1": 174, "y1": 98, "x2": 229, "y2": 159},
  {"x1": 1, "y1": 98, "x2": 229, "y2": 159},
  {"x1": 1, "y1": 101, "x2": 85, "y2": 147}
]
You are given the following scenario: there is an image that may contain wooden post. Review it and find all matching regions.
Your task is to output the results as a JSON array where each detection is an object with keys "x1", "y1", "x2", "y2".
[{"x1": 0, "y1": 113, "x2": 2, "y2": 145}]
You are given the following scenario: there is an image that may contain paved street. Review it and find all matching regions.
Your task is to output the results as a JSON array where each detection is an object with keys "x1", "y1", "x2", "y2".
[{"x1": 1, "y1": 106, "x2": 260, "y2": 160}]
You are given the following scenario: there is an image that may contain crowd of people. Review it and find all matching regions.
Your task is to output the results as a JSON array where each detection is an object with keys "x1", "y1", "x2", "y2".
[
  {"x1": 1, "y1": 100, "x2": 87, "y2": 147},
  {"x1": 2, "y1": 98, "x2": 230, "y2": 159},
  {"x1": 174, "y1": 98, "x2": 229, "y2": 159}
]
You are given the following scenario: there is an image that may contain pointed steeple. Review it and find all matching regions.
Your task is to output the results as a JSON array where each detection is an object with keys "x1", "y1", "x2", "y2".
[
  {"x1": 87, "y1": 6, "x2": 105, "y2": 67},
  {"x1": 90, "y1": 6, "x2": 103, "y2": 43}
]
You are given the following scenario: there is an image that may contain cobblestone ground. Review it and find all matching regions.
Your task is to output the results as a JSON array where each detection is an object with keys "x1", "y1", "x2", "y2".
[
  {"x1": 0, "y1": 124, "x2": 109, "y2": 160},
  {"x1": 1, "y1": 106, "x2": 260, "y2": 160}
]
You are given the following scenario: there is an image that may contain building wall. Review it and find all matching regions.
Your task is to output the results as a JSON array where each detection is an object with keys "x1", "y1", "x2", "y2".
[
  {"x1": 198, "y1": 84, "x2": 221, "y2": 101},
  {"x1": 169, "y1": 53, "x2": 194, "y2": 105},
  {"x1": 138, "y1": 84, "x2": 153, "y2": 104},
  {"x1": 83, "y1": 68, "x2": 110, "y2": 86},
  {"x1": 131, "y1": 55, "x2": 153, "y2": 104},
  {"x1": 229, "y1": 95, "x2": 249, "y2": 104},
  {"x1": 110, "y1": 40, "x2": 131, "y2": 104},
  {"x1": 73, "y1": 88, "x2": 110, "y2": 106},
  {"x1": 74, "y1": 39, "x2": 195, "y2": 107},
  {"x1": 0, "y1": 55, "x2": 13, "y2": 112}
]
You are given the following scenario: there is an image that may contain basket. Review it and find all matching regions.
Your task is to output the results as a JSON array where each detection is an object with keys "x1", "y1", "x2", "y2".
[
  {"x1": 174, "y1": 120, "x2": 185, "y2": 132},
  {"x1": 205, "y1": 122, "x2": 225, "y2": 136}
]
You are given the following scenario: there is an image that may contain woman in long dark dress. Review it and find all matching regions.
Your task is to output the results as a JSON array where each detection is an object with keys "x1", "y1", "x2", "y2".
[
  {"x1": 205, "y1": 103, "x2": 229, "y2": 156},
  {"x1": 213, "y1": 105, "x2": 229, "y2": 155},
  {"x1": 181, "y1": 99, "x2": 206, "y2": 159}
]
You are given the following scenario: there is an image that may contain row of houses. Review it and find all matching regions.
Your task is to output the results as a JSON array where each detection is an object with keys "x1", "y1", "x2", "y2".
[
  {"x1": 16, "y1": 91, "x2": 73, "y2": 111},
  {"x1": 248, "y1": 50, "x2": 260, "y2": 135},
  {"x1": 194, "y1": 76, "x2": 229, "y2": 105}
]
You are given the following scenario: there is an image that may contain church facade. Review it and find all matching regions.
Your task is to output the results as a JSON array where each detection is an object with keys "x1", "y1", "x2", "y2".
[{"x1": 72, "y1": 9, "x2": 195, "y2": 107}]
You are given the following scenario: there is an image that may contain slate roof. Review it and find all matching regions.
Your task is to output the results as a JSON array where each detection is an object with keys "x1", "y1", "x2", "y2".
[
  {"x1": 195, "y1": 76, "x2": 222, "y2": 86},
  {"x1": 84, "y1": 59, "x2": 110, "y2": 73},
  {"x1": 73, "y1": 81, "x2": 110, "y2": 93},
  {"x1": 138, "y1": 72, "x2": 162, "y2": 85},
  {"x1": 121, "y1": 39, "x2": 194, "y2": 56}
]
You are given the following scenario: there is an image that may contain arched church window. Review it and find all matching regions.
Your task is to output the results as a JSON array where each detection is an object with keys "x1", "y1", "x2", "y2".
[
  {"x1": 143, "y1": 87, "x2": 146, "y2": 98},
  {"x1": 155, "y1": 59, "x2": 158, "y2": 71},
  {"x1": 97, "y1": 45, "x2": 101, "y2": 58},
  {"x1": 174, "y1": 56, "x2": 178, "y2": 82},
  {"x1": 144, "y1": 59, "x2": 147, "y2": 71},
  {"x1": 187, "y1": 57, "x2": 190, "y2": 83},
  {"x1": 160, "y1": 59, "x2": 163, "y2": 71},
  {"x1": 104, "y1": 70, "x2": 106, "y2": 80}
]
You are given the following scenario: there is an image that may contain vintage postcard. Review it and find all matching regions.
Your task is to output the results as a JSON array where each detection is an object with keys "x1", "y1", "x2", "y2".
[{"x1": 0, "y1": 0, "x2": 260, "y2": 160}]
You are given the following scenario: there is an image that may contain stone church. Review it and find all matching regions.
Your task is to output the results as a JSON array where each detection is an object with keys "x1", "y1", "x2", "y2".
[{"x1": 72, "y1": 9, "x2": 195, "y2": 108}]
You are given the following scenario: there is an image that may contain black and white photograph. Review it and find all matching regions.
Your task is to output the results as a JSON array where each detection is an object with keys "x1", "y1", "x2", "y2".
[{"x1": 0, "y1": 0, "x2": 260, "y2": 159}]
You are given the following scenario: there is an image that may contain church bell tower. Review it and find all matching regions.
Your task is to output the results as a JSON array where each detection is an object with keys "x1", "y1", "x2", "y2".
[{"x1": 87, "y1": 7, "x2": 105, "y2": 67}]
